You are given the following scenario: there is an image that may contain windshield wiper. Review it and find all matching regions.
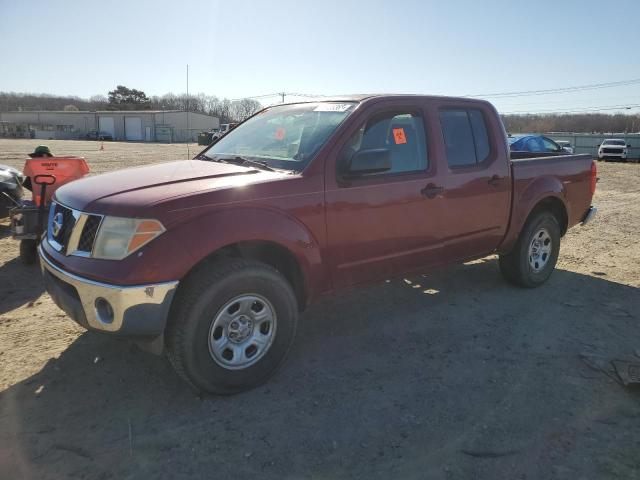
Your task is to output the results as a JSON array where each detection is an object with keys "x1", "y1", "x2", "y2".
[{"x1": 214, "y1": 155, "x2": 277, "y2": 172}]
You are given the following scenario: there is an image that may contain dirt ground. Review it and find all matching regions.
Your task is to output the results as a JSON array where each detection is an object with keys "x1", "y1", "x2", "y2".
[{"x1": 0, "y1": 139, "x2": 639, "y2": 479}]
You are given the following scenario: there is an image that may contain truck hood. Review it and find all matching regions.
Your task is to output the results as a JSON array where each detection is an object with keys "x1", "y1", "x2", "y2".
[{"x1": 55, "y1": 159, "x2": 286, "y2": 213}]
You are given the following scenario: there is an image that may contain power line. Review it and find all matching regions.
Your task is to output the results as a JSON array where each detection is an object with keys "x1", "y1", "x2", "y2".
[
  {"x1": 467, "y1": 78, "x2": 640, "y2": 99},
  {"x1": 229, "y1": 92, "x2": 330, "y2": 102},
  {"x1": 495, "y1": 94, "x2": 639, "y2": 108},
  {"x1": 229, "y1": 93, "x2": 283, "y2": 101},
  {"x1": 501, "y1": 104, "x2": 640, "y2": 115},
  {"x1": 286, "y1": 92, "x2": 330, "y2": 98},
  {"x1": 229, "y1": 77, "x2": 640, "y2": 111}
]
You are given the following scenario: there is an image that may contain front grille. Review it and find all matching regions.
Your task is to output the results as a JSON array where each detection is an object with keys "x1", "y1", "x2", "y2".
[
  {"x1": 49, "y1": 203, "x2": 76, "y2": 250},
  {"x1": 603, "y1": 148, "x2": 623, "y2": 154},
  {"x1": 77, "y1": 215, "x2": 102, "y2": 253},
  {"x1": 48, "y1": 202, "x2": 103, "y2": 256}
]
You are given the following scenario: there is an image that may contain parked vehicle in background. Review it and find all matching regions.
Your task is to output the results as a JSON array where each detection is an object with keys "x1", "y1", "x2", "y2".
[
  {"x1": 0, "y1": 164, "x2": 24, "y2": 218},
  {"x1": 212, "y1": 123, "x2": 238, "y2": 140},
  {"x1": 85, "y1": 130, "x2": 113, "y2": 141},
  {"x1": 597, "y1": 139, "x2": 629, "y2": 161},
  {"x1": 556, "y1": 140, "x2": 574, "y2": 154},
  {"x1": 508, "y1": 134, "x2": 569, "y2": 155},
  {"x1": 39, "y1": 95, "x2": 597, "y2": 394}
]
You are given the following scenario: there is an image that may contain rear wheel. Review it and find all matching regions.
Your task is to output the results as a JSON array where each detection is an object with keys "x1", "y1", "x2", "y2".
[
  {"x1": 166, "y1": 258, "x2": 298, "y2": 394},
  {"x1": 499, "y1": 211, "x2": 560, "y2": 288}
]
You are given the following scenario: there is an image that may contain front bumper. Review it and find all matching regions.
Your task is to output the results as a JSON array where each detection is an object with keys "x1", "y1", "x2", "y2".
[
  {"x1": 598, "y1": 151, "x2": 627, "y2": 159},
  {"x1": 39, "y1": 245, "x2": 178, "y2": 336}
]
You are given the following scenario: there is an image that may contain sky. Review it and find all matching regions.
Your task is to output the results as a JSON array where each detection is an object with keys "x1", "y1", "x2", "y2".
[{"x1": 1, "y1": 0, "x2": 640, "y2": 114}]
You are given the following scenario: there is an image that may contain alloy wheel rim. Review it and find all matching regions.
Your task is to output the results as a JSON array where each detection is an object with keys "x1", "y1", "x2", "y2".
[
  {"x1": 208, "y1": 294, "x2": 277, "y2": 370},
  {"x1": 528, "y1": 228, "x2": 552, "y2": 273}
]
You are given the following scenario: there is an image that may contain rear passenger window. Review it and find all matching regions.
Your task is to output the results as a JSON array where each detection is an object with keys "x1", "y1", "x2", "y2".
[
  {"x1": 468, "y1": 109, "x2": 490, "y2": 162},
  {"x1": 440, "y1": 108, "x2": 491, "y2": 167}
]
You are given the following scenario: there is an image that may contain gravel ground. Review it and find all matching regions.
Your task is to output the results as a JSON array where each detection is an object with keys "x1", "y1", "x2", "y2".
[{"x1": 0, "y1": 139, "x2": 639, "y2": 480}]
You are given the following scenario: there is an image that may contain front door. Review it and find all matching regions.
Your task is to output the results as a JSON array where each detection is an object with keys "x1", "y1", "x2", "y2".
[{"x1": 325, "y1": 106, "x2": 445, "y2": 288}]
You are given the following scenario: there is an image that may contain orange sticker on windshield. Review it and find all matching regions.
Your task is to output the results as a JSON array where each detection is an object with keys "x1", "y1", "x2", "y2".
[
  {"x1": 393, "y1": 128, "x2": 407, "y2": 144},
  {"x1": 275, "y1": 128, "x2": 285, "y2": 140}
]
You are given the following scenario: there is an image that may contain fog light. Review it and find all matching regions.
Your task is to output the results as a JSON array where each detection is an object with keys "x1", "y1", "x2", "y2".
[{"x1": 95, "y1": 297, "x2": 114, "y2": 324}]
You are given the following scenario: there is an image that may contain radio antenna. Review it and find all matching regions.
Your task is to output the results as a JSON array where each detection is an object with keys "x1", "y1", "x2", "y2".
[{"x1": 186, "y1": 64, "x2": 190, "y2": 158}]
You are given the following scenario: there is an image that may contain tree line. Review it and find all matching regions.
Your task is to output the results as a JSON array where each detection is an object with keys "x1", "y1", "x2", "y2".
[
  {"x1": 1, "y1": 90, "x2": 639, "y2": 132},
  {"x1": 0, "y1": 88, "x2": 262, "y2": 123},
  {"x1": 502, "y1": 113, "x2": 640, "y2": 134}
]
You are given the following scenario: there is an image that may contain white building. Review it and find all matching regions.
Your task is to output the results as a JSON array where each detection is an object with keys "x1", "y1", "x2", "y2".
[{"x1": 0, "y1": 110, "x2": 219, "y2": 143}]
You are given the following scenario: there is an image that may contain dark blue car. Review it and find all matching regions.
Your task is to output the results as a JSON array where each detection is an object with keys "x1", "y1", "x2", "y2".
[{"x1": 509, "y1": 135, "x2": 566, "y2": 154}]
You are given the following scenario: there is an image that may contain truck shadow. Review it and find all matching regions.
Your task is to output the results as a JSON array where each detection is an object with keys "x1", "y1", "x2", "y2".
[
  {"x1": 0, "y1": 222, "x2": 11, "y2": 240},
  {"x1": 1, "y1": 259, "x2": 639, "y2": 479},
  {"x1": 0, "y1": 256, "x2": 44, "y2": 315}
]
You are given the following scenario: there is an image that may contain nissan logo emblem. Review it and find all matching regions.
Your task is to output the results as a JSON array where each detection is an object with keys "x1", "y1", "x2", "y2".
[{"x1": 52, "y1": 212, "x2": 64, "y2": 237}]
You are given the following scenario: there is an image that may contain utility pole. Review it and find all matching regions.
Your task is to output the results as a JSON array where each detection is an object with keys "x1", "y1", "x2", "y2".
[
  {"x1": 186, "y1": 64, "x2": 190, "y2": 158},
  {"x1": 280, "y1": 92, "x2": 286, "y2": 103}
]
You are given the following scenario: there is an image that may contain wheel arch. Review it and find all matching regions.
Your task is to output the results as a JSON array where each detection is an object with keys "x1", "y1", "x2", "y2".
[
  {"x1": 499, "y1": 175, "x2": 570, "y2": 254},
  {"x1": 527, "y1": 196, "x2": 568, "y2": 236},
  {"x1": 181, "y1": 239, "x2": 309, "y2": 311},
  {"x1": 168, "y1": 206, "x2": 328, "y2": 310}
]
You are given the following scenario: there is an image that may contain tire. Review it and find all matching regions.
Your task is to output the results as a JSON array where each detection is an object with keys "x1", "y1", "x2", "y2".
[
  {"x1": 166, "y1": 258, "x2": 298, "y2": 394},
  {"x1": 19, "y1": 239, "x2": 38, "y2": 265},
  {"x1": 499, "y1": 211, "x2": 561, "y2": 288}
]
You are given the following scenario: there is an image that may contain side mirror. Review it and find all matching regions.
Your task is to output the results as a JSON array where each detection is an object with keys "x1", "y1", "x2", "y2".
[{"x1": 346, "y1": 148, "x2": 391, "y2": 176}]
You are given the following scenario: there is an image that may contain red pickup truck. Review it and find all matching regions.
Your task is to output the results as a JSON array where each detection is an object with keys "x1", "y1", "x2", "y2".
[{"x1": 39, "y1": 95, "x2": 597, "y2": 394}]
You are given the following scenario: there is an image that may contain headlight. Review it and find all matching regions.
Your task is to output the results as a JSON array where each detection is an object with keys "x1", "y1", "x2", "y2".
[
  {"x1": 0, "y1": 171, "x2": 18, "y2": 189},
  {"x1": 93, "y1": 216, "x2": 165, "y2": 260}
]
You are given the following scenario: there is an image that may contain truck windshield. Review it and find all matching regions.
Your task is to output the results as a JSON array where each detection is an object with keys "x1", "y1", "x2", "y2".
[{"x1": 203, "y1": 102, "x2": 356, "y2": 171}]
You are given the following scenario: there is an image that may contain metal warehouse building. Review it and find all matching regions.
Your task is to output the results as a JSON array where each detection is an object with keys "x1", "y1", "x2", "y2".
[{"x1": 0, "y1": 110, "x2": 219, "y2": 143}]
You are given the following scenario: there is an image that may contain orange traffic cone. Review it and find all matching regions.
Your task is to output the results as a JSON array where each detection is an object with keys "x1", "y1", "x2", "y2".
[{"x1": 100, "y1": 141, "x2": 104, "y2": 151}]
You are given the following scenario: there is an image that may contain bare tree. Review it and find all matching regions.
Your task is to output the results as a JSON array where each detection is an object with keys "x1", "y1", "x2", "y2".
[
  {"x1": 502, "y1": 113, "x2": 640, "y2": 134},
  {"x1": 88, "y1": 95, "x2": 108, "y2": 110},
  {"x1": 230, "y1": 98, "x2": 262, "y2": 122}
]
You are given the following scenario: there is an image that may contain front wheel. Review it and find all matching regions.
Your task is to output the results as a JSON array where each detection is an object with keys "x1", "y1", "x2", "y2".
[
  {"x1": 499, "y1": 211, "x2": 561, "y2": 288},
  {"x1": 166, "y1": 258, "x2": 298, "y2": 394}
]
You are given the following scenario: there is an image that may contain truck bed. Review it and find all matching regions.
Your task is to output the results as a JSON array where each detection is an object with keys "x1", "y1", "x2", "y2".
[{"x1": 502, "y1": 153, "x2": 595, "y2": 251}]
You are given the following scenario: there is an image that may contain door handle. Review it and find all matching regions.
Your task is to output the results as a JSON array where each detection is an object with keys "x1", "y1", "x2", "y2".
[
  {"x1": 488, "y1": 175, "x2": 503, "y2": 187},
  {"x1": 420, "y1": 183, "x2": 443, "y2": 199}
]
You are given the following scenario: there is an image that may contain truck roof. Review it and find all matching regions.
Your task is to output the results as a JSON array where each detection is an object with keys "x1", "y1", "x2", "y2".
[{"x1": 279, "y1": 93, "x2": 492, "y2": 105}]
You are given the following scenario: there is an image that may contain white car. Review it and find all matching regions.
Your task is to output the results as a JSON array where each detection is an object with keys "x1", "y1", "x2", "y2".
[
  {"x1": 556, "y1": 141, "x2": 574, "y2": 154},
  {"x1": 598, "y1": 139, "x2": 629, "y2": 161}
]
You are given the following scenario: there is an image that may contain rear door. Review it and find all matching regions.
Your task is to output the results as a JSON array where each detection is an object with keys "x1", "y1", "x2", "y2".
[
  {"x1": 324, "y1": 101, "x2": 446, "y2": 287},
  {"x1": 436, "y1": 102, "x2": 511, "y2": 260}
]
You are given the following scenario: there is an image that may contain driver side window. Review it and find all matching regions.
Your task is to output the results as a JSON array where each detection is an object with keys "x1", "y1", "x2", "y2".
[
  {"x1": 340, "y1": 111, "x2": 428, "y2": 175},
  {"x1": 542, "y1": 137, "x2": 560, "y2": 152}
]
